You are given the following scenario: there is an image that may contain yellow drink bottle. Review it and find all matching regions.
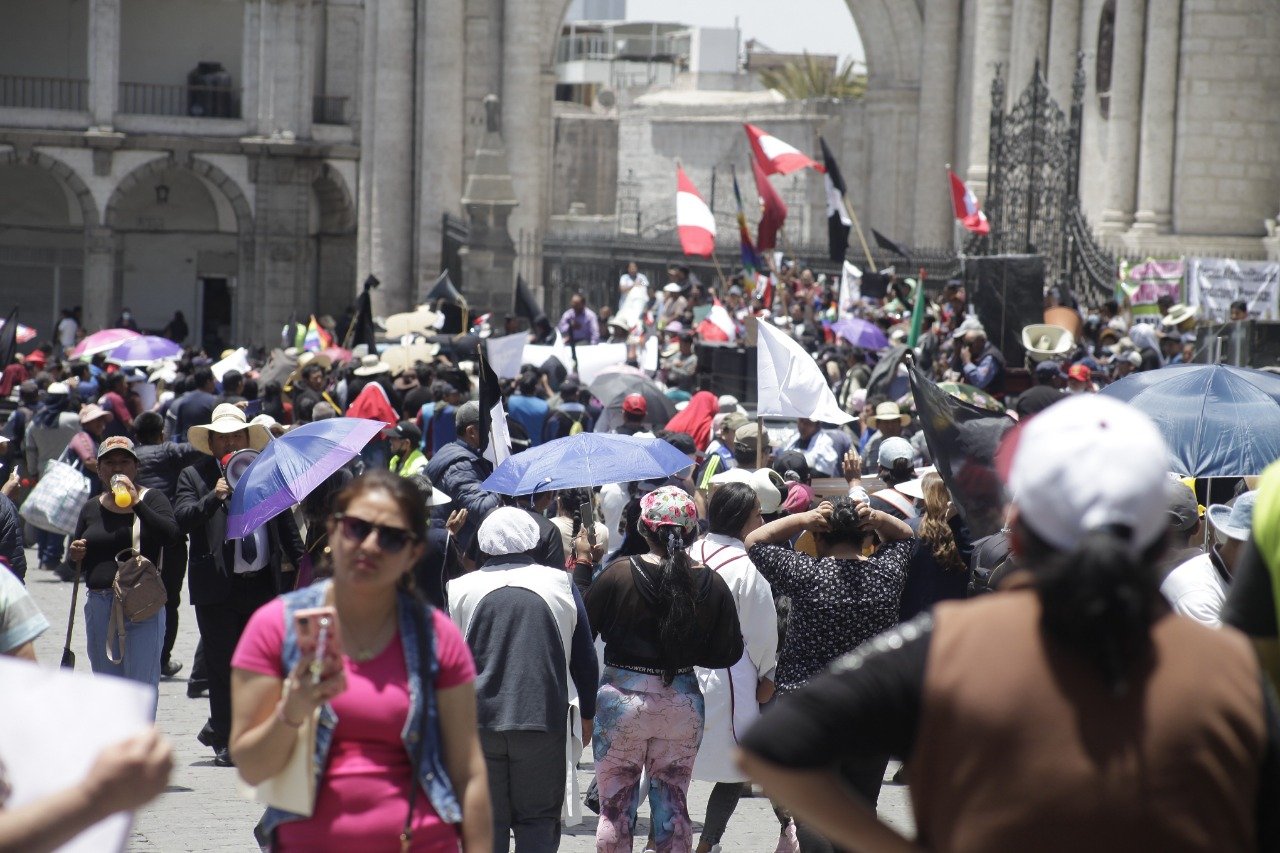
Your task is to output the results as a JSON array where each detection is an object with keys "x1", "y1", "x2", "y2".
[{"x1": 111, "y1": 475, "x2": 132, "y2": 508}]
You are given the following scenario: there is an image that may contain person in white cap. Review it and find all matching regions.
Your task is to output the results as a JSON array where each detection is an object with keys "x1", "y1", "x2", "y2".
[
  {"x1": 175, "y1": 403, "x2": 303, "y2": 767},
  {"x1": 740, "y1": 394, "x2": 1280, "y2": 852},
  {"x1": 448, "y1": 507, "x2": 598, "y2": 849},
  {"x1": 1161, "y1": 491, "x2": 1256, "y2": 628}
]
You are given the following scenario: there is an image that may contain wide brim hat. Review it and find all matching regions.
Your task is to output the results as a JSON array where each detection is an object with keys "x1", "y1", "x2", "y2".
[
  {"x1": 894, "y1": 478, "x2": 925, "y2": 501},
  {"x1": 873, "y1": 402, "x2": 911, "y2": 426},
  {"x1": 188, "y1": 403, "x2": 271, "y2": 456},
  {"x1": 1206, "y1": 492, "x2": 1257, "y2": 542},
  {"x1": 353, "y1": 354, "x2": 392, "y2": 376},
  {"x1": 710, "y1": 467, "x2": 785, "y2": 515},
  {"x1": 1161, "y1": 303, "x2": 1199, "y2": 328},
  {"x1": 78, "y1": 403, "x2": 114, "y2": 425}
]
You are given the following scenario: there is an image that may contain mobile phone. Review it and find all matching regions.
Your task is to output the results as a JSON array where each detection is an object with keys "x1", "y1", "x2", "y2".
[
  {"x1": 578, "y1": 500, "x2": 596, "y2": 547},
  {"x1": 294, "y1": 607, "x2": 343, "y2": 683}
]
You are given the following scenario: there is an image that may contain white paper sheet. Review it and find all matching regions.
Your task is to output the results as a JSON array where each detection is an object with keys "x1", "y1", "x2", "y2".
[{"x1": 0, "y1": 657, "x2": 155, "y2": 853}]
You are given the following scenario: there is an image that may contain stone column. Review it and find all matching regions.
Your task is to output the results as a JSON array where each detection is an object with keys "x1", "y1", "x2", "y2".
[
  {"x1": 87, "y1": 0, "x2": 120, "y2": 128},
  {"x1": 1007, "y1": 0, "x2": 1051, "y2": 93},
  {"x1": 1098, "y1": 0, "x2": 1146, "y2": 232},
  {"x1": 1131, "y1": 0, "x2": 1180, "y2": 233},
  {"x1": 417, "y1": 0, "x2": 466, "y2": 289},
  {"x1": 502, "y1": 0, "x2": 549, "y2": 271},
  {"x1": 356, "y1": 0, "x2": 415, "y2": 314},
  {"x1": 82, "y1": 227, "x2": 115, "y2": 331},
  {"x1": 250, "y1": 0, "x2": 316, "y2": 139},
  {"x1": 962, "y1": 0, "x2": 1013, "y2": 199},
  {"x1": 913, "y1": 0, "x2": 961, "y2": 247},
  {"x1": 1045, "y1": 0, "x2": 1082, "y2": 109}
]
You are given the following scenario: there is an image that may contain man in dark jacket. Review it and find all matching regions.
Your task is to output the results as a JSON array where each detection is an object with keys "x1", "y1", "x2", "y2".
[
  {"x1": 134, "y1": 411, "x2": 203, "y2": 677},
  {"x1": 175, "y1": 404, "x2": 303, "y2": 767},
  {"x1": 171, "y1": 367, "x2": 219, "y2": 442},
  {"x1": 425, "y1": 401, "x2": 501, "y2": 555}
]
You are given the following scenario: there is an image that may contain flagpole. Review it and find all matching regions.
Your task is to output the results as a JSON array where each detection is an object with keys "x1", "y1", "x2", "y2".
[
  {"x1": 709, "y1": 251, "x2": 729, "y2": 292},
  {"x1": 756, "y1": 416, "x2": 765, "y2": 470},
  {"x1": 841, "y1": 195, "x2": 877, "y2": 272}
]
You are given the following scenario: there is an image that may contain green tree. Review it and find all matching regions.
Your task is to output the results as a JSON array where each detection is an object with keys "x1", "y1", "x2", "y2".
[{"x1": 757, "y1": 53, "x2": 867, "y2": 101}]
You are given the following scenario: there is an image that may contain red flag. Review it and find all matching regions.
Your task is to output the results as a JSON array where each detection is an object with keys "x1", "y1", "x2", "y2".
[
  {"x1": 744, "y1": 123, "x2": 822, "y2": 175},
  {"x1": 676, "y1": 166, "x2": 716, "y2": 257},
  {"x1": 948, "y1": 170, "x2": 990, "y2": 235},
  {"x1": 751, "y1": 153, "x2": 787, "y2": 251}
]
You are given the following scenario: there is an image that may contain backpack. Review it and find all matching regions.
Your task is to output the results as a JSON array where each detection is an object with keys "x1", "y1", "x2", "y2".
[
  {"x1": 106, "y1": 491, "x2": 167, "y2": 664},
  {"x1": 968, "y1": 529, "x2": 1013, "y2": 596}
]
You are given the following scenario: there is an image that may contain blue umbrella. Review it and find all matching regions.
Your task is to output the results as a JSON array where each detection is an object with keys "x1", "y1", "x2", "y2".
[
  {"x1": 828, "y1": 317, "x2": 889, "y2": 351},
  {"x1": 481, "y1": 432, "x2": 694, "y2": 496},
  {"x1": 1099, "y1": 364, "x2": 1280, "y2": 477},
  {"x1": 227, "y1": 417, "x2": 385, "y2": 538}
]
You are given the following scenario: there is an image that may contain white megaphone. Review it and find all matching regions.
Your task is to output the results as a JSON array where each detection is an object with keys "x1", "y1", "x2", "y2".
[
  {"x1": 220, "y1": 448, "x2": 261, "y2": 489},
  {"x1": 1021, "y1": 324, "x2": 1074, "y2": 363}
]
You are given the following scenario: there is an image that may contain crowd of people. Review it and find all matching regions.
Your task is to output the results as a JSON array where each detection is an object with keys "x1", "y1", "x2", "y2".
[{"x1": 0, "y1": 260, "x2": 1277, "y2": 853}]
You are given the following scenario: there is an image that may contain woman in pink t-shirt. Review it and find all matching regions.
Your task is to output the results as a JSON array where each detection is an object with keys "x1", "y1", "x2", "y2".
[{"x1": 229, "y1": 469, "x2": 492, "y2": 851}]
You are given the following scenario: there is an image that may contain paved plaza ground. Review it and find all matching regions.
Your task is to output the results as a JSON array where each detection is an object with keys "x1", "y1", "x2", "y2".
[{"x1": 20, "y1": 543, "x2": 914, "y2": 851}]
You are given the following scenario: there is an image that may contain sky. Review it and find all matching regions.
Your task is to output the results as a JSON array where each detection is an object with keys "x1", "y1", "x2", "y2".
[{"x1": 624, "y1": 0, "x2": 865, "y2": 66}]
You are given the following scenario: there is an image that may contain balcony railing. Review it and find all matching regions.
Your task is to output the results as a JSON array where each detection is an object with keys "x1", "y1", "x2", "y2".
[
  {"x1": 312, "y1": 94, "x2": 349, "y2": 125},
  {"x1": 119, "y1": 81, "x2": 241, "y2": 118},
  {"x1": 0, "y1": 75, "x2": 87, "y2": 111}
]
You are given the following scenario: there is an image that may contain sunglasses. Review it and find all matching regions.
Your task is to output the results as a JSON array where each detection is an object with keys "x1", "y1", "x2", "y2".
[{"x1": 334, "y1": 514, "x2": 418, "y2": 553}]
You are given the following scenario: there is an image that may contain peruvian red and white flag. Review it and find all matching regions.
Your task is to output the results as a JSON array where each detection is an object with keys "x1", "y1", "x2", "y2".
[
  {"x1": 949, "y1": 170, "x2": 990, "y2": 235},
  {"x1": 697, "y1": 297, "x2": 737, "y2": 342},
  {"x1": 676, "y1": 166, "x2": 716, "y2": 257},
  {"x1": 744, "y1": 123, "x2": 822, "y2": 176}
]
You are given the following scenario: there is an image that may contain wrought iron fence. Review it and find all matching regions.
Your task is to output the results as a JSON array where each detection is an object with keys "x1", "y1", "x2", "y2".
[
  {"x1": 312, "y1": 94, "x2": 349, "y2": 125},
  {"x1": 118, "y1": 81, "x2": 241, "y2": 118},
  {"x1": 0, "y1": 75, "x2": 87, "y2": 111}
]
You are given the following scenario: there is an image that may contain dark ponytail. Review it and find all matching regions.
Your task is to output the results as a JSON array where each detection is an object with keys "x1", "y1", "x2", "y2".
[
  {"x1": 1026, "y1": 523, "x2": 1164, "y2": 696},
  {"x1": 647, "y1": 523, "x2": 697, "y2": 684}
]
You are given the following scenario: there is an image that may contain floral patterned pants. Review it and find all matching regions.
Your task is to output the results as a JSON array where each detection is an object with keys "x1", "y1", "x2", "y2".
[{"x1": 593, "y1": 667, "x2": 704, "y2": 853}]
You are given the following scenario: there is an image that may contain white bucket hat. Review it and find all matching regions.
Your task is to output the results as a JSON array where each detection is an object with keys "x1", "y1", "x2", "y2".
[{"x1": 188, "y1": 403, "x2": 271, "y2": 456}]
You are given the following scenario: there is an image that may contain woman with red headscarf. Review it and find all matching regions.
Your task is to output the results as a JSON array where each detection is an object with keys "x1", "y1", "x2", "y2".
[{"x1": 664, "y1": 390, "x2": 720, "y2": 451}]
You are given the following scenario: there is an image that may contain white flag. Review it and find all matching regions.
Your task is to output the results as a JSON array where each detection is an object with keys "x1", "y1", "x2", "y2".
[
  {"x1": 755, "y1": 321, "x2": 854, "y2": 424},
  {"x1": 483, "y1": 401, "x2": 511, "y2": 467},
  {"x1": 485, "y1": 333, "x2": 528, "y2": 380},
  {"x1": 839, "y1": 261, "x2": 862, "y2": 316}
]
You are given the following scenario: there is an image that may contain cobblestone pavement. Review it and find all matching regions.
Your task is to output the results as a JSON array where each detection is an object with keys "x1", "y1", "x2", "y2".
[{"x1": 20, "y1": 543, "x2": 915, "y2": 851}]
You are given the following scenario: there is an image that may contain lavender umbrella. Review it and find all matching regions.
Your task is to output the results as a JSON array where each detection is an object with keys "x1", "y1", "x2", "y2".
[
  {"x1": 829, "y1": 317, "x2": 889, "y2": 351},
  {"x1": 226, "y1": 417, "x2": 385, "y2": 538},
  {"x1": 108, "y1": 335, "x2": 183, "y2": 365}
]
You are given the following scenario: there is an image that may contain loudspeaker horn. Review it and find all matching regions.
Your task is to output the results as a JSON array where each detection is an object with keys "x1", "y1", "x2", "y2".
[
  {"x1": 1021, "y1": 324, "x2": 1074, "y2": 363},
  {"x1": 222, "y1": 448, "x2": 260, "y2": 489}
]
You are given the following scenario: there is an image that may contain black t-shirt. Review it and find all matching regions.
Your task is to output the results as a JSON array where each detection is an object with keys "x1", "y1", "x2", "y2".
[
  {"x1": 1224, "y1": 535, "x2": 1278, "y2": 637},
  {"x1": 73, "y1": 490, "x2": 179, "y2": 589},
  {"x1": 1014, "y1": 385, "x2": 1063, "y2": 418},
  {"x1": 741, "y1": 612, "x2": 1280, "y2": 850}
]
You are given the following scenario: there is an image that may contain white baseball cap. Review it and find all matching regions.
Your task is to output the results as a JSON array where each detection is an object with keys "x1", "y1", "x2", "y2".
[{"x1": 1006, "y1": 395, "x2": 1170, "y2": 555}]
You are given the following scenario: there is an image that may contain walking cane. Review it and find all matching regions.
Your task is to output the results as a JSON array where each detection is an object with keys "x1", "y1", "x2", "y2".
[{"x1": 60, "y1": 553, "x2": 84, "y2": 669}]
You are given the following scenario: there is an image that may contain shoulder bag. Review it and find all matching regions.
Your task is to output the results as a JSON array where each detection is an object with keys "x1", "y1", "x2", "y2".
[
  {"x1": 401, "y1": 594, "x2": 436, "y2": 852},
  {"x1": 106, "y1": 490, "x2": 168, "y2": 664}
]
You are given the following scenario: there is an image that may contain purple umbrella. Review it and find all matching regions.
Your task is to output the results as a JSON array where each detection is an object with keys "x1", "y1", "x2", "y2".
[
  {"x1": 108, "y1": 335, "x2": 183, "y2": 365},
  {"x1": 829, "y1": 317, "x2": 889, "y2": 351},
  {"x1": 227, "y1": 417, "x2": 385, "y2": 538}
]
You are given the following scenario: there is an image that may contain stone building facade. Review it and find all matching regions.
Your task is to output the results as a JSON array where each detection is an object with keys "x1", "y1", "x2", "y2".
[{"x1": 2, "y1": 0, "x2": 1278, "y2": 348}]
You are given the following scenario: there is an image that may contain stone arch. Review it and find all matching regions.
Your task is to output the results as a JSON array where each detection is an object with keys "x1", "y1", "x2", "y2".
[
  {"x1": 105, "y1": 155, "x2": 253, "y2": 236},
  {"x1": 543, "y1": 0, "x2": 921, "y2": 88},
  {"x1": 0, "y1": 148, "x2": 100, "y2": 228},
  {"x1": 312, "y1": 162, "x2": 356, "y2": 235}
]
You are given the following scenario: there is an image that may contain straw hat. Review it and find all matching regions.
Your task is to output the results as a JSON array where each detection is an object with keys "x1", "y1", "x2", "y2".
[
  {"x1": 188, "y1": 403, "x2": 271, "y2": 456},
  {"x1": 353, "y1": 354, "x2": 391, "y2": 377},
  {"x1": 1161, "y1": 303, "x2": 1199, "y2": 328},
  {"x1": 873, "y1": 402, "x2": 911, "y2": 426}
]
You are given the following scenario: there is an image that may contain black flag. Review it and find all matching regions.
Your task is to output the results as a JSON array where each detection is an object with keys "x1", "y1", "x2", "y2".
[
  {"x1": 819, "y1": 137, "x2": 852, "y2": 263},
  {"x1": 872, "y1": 229, "x2": 912, "y2": 261},
  {"x1": 514, "y1": 275, "x2": 544, "y2": 323},
  {"x1": 350, "y1": 275, "x2": 379, "y2": 352},
  {"x1": 477, "y1": 350, "x2": 510, "y2": 467},
  {"x1": 907, "y1": 360, "x2": 1014, "y2": 538},
  {"x1": 426, "y1": 271, "x2": 464, "y2": 306},
  {"x1": 0, "y1": 308, "x2": 19, "y2": 372}
]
